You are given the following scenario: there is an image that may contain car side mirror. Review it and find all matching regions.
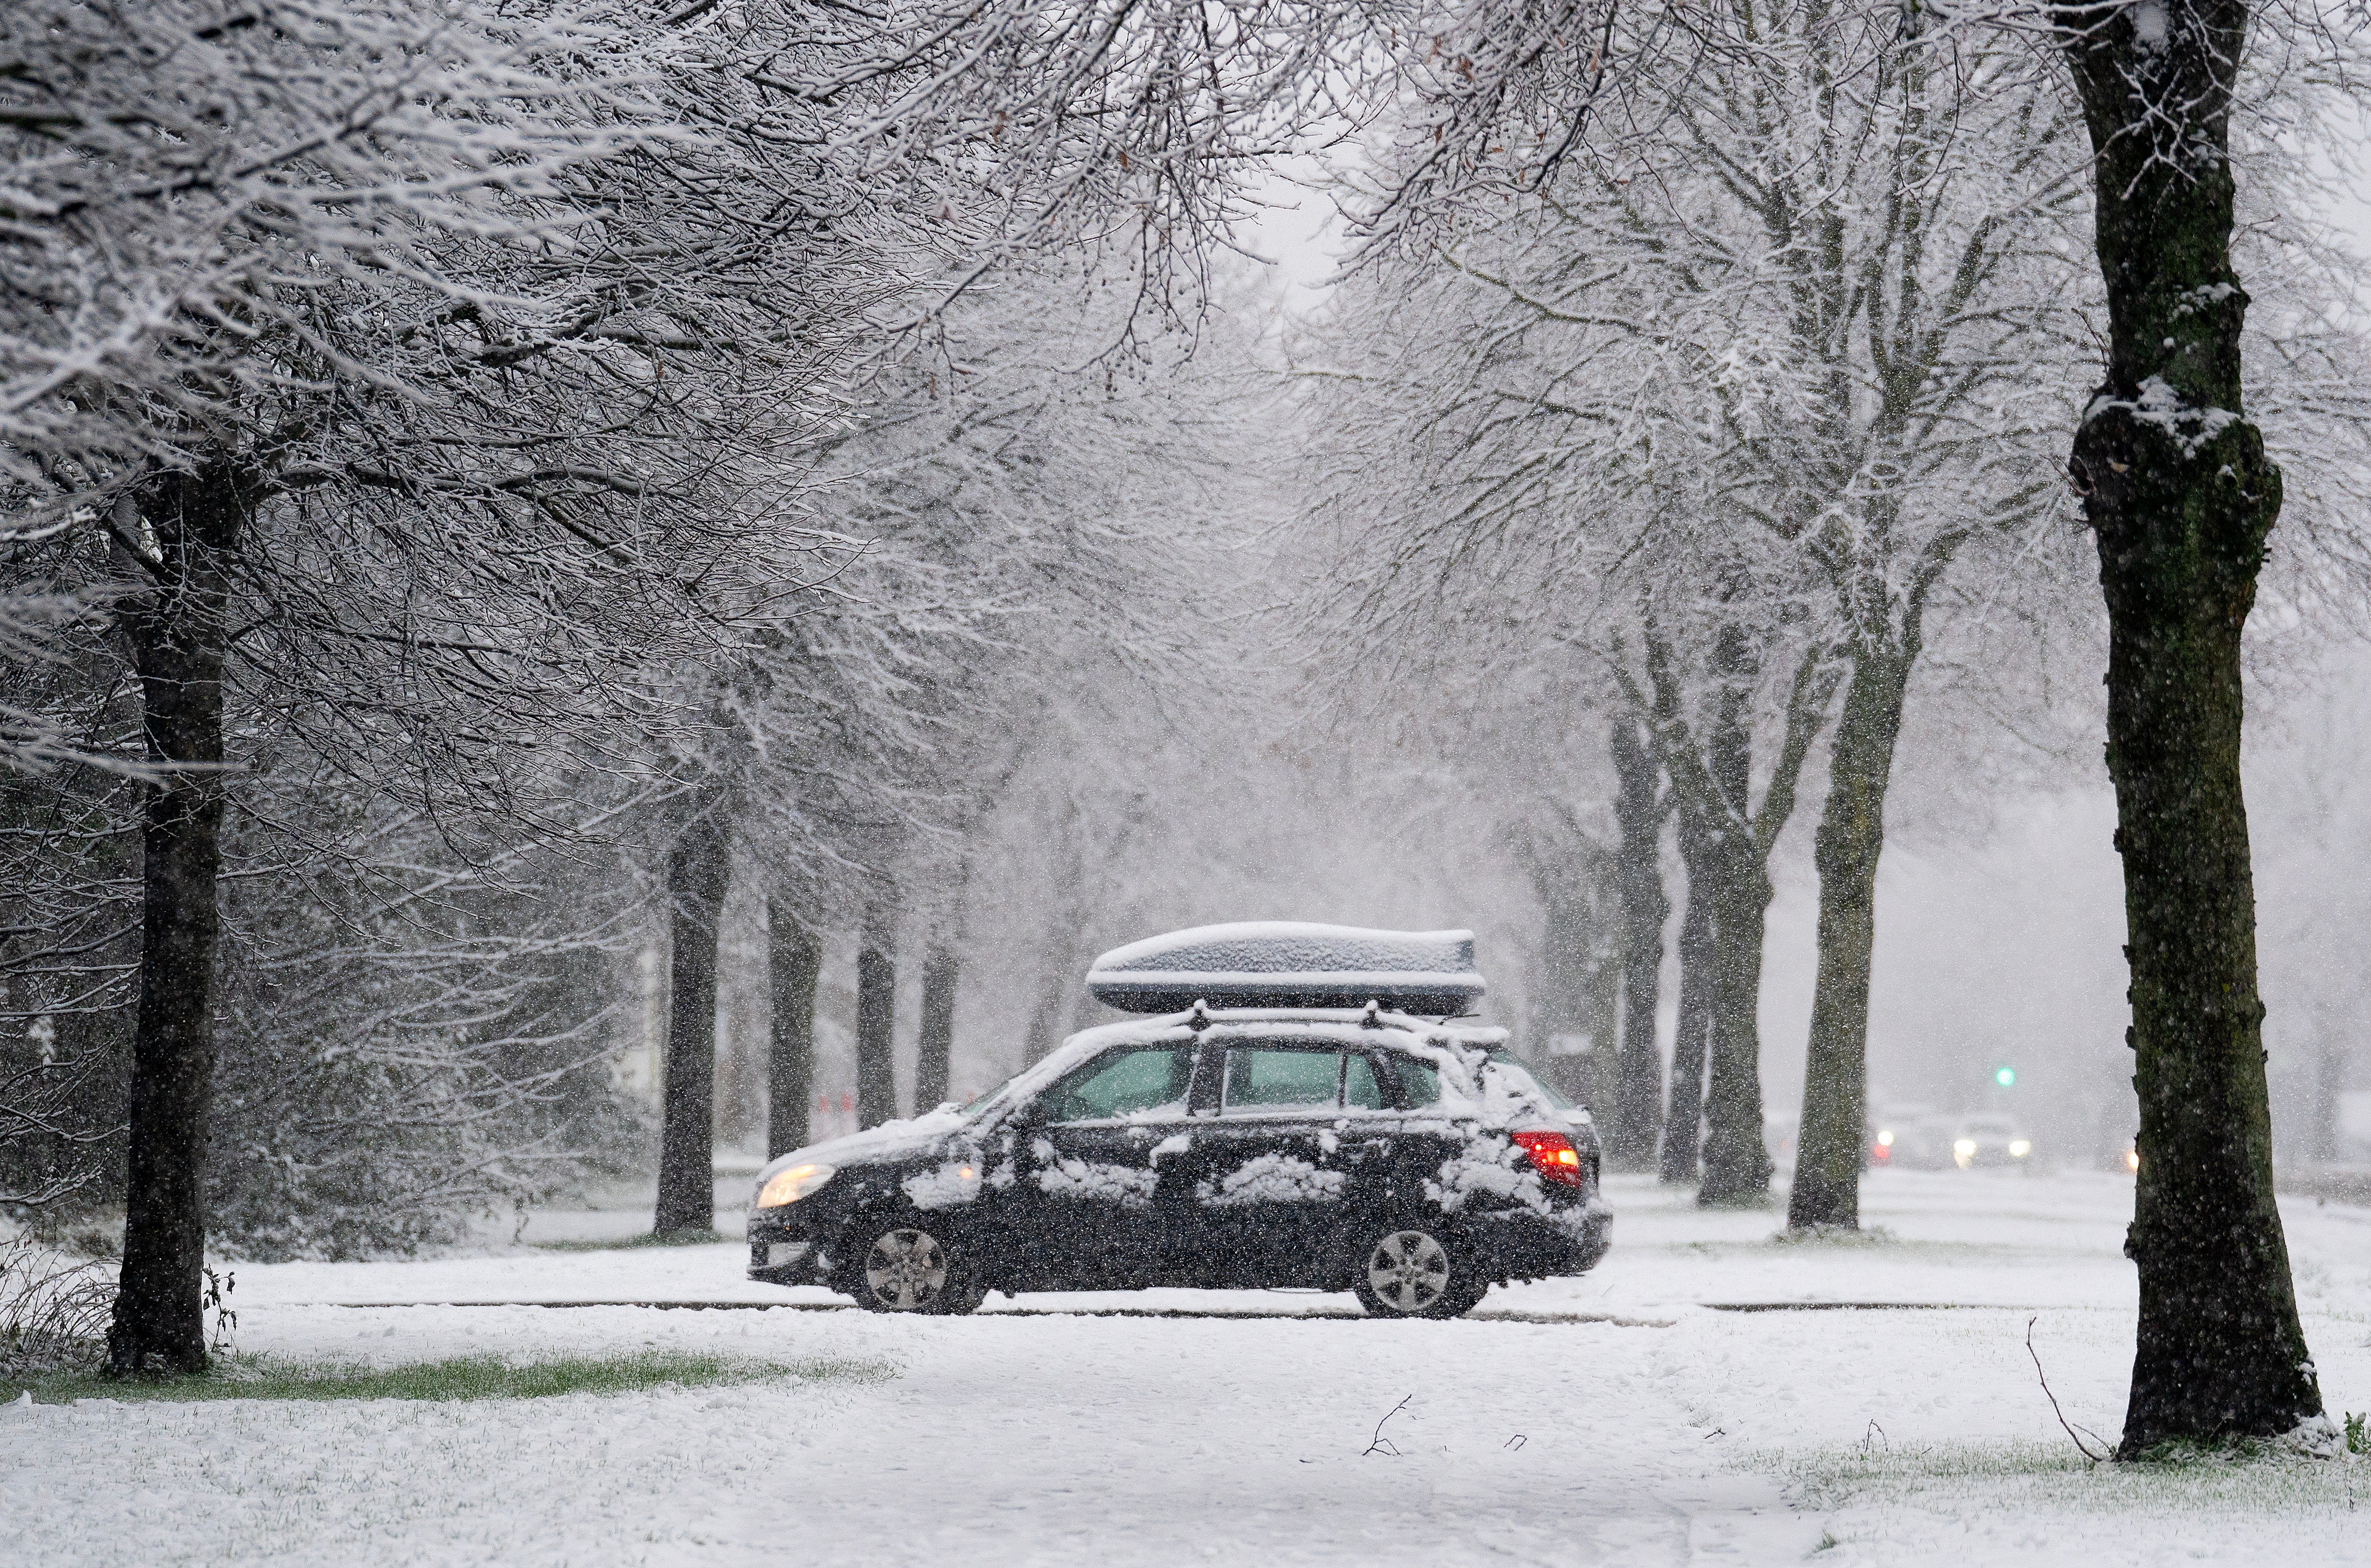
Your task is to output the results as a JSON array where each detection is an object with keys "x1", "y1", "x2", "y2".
[{"x1": 1008, "y1": 1099, "x2": 1048, "y2": 1131}]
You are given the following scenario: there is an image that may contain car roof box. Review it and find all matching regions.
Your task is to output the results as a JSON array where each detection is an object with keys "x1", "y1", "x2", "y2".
[{"x1": 1085, "y1": 922, "x2": 1486, "y2": 1016}]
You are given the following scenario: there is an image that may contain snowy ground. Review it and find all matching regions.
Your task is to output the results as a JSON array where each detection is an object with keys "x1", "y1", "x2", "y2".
[{"x1": 11, "y1": 1170, "x2": 2371, "y2": 1566}]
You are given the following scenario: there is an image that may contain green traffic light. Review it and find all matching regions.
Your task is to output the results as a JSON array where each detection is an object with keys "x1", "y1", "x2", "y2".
[{"x1": 1994, "y1": 1066, "x2": 2017, "y2": 1088}]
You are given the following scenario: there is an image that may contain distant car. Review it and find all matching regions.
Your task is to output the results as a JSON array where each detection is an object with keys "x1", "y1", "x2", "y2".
[
  {"x1": 746, "y1": 924, "x2": 1613, "y2": 1319},
  {"x1": 1951, "y1": 1115, "x2": 2033, "y2": 1170},
  {"x1": 1871, "y1": 1105, "x2": 1957, "y2": 1171}
]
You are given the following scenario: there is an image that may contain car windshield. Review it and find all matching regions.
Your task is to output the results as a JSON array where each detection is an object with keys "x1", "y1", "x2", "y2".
[
  {"x1": 1484, "y1": 1047, "x2": 1574, "y2": 1110},
  {"x1": 959, "y1": 1073, "x2": 1020, "y2": 1116}
]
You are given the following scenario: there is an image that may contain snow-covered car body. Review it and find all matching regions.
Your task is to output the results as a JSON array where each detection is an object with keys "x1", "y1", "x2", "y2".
[{"x1": 747, "y1": 925, "x2": 1612, "y2": 1314}]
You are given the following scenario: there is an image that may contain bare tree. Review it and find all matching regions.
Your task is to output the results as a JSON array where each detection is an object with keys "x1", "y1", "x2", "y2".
[{"x1": 2, "y1": 0, "x2": 923, "y2": 1368}]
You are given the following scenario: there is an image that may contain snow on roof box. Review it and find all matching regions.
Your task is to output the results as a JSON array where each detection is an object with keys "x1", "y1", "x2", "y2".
[{"x1": 1085, "y1": 921, "x2": 1486, "y2": 1016}]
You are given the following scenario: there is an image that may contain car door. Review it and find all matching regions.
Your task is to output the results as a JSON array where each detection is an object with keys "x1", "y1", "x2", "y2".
[
  {"x1": 1186, "y1": 1040, "x2": 1356, "y2": 1286},
  {"x1": 1003, "y1": 1042, "x2": 1200, "y2": 1289}
]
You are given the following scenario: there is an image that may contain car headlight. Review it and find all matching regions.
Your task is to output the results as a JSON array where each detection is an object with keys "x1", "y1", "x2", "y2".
[
  {"x1": 1876, "y1": 1130, "x2": 1894, "y2": 1147},
  {"x1": 756, "y1": 1162, "x2": 836, "y2": 1208},
  {"x1": 1953, "y1": 1139, "x2": 1977, "y2": 1157},
  {"x1": 2008, "y1": 1139, "x2": 2031, "y2": 1158}
]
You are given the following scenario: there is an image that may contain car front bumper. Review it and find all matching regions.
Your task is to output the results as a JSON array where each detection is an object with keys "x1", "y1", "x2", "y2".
[{"x1": 746, "y1": 1204, "x2": 845, "y2": 1287}]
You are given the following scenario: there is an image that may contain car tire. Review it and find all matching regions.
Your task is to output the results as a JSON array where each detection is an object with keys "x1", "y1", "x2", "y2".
[
  {"x1": 846, "y1": 1216, "x2": 983, "y2": 1315},
  {"x1": 1351, "y1": 1224, "x2": 1489, "y2": 1320}
]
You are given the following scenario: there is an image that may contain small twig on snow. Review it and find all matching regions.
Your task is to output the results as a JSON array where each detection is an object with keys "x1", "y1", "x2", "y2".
[
  {"x1": 2027, "y1": 1316, "x2": 2109, "y2": 1465},
  {"x1": 1363, "y1": 1394, "x2": 1412, "y2": 1457},
  {"x1": 1503, "y1": 1433, "x2": 1526, "y2": 1450}
]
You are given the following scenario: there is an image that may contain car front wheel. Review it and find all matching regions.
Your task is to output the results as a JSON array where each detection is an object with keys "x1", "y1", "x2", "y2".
[
  {"x1": 1352, "y1": 1225, "x2": 1488, "y2": 1320},
  {"x1": 848, "y1": 1218, "x2": 985, "y2": 1315}
]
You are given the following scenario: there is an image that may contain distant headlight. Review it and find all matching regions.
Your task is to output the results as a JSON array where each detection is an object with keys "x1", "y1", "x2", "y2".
[
  {"x1": 757, "y1": 1162, "x2": 836, "y2": 1208},
  {"x1": 1953, "y1": 1139, "x2": 1977, "y2": 1157},
  {"x1": 2008, "y1": 1139, "x2": 2032, "y2": 1158},
  {"x1": 1876, "y1": 1130, "x2": 1895, "y2": 1147}
]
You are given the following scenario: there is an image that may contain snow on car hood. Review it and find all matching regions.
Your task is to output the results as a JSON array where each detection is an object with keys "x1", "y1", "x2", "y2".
[{"x1": 756, "y1": 1107, "x2": 969, "y2": 1182}]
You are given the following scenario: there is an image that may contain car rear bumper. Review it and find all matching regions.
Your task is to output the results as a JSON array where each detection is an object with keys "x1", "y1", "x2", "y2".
[{"x1": 1465, "y1": 1197, "x2": 1613, "y2": 1281}]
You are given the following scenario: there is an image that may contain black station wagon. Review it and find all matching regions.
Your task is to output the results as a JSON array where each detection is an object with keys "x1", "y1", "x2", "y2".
[{"x1": 746, "y1": 924, "x2": 1613, "y2": 1318}]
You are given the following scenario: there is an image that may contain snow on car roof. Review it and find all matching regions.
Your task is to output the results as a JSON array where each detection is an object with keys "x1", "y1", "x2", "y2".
[{"x1": 1084, "y1": 922, "x2": 1487, "y2": 1015}]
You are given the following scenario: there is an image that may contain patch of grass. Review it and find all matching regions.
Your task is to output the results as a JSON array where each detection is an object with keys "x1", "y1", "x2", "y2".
[
  {"x1": 527, "y1": 1229, "x2": 734, "y2": 1253},
  {"x1": 1767, "y1": 1437, "x2": 2368, "y2": 1521},
  {"x1": 1769, "y1": 1224, "x2": 1900, "y2": 1247},
  {"x1": 11, "y1": 1349, "x2": 890, "y2": 1406}
]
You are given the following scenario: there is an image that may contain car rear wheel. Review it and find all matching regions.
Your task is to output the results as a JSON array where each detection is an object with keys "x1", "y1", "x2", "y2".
[
  {"x1": 1352, "y1": 1226, "x2": 1488, "y2": 1320},
  {"x1": 849, "y1": 1219, "x2": 984, "y2": 1315}
]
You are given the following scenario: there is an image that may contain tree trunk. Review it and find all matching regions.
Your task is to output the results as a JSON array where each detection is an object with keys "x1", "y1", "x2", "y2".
[
  {"x1": 1698, "y1": 842, "x2": 1775, "y2": 1206},
  {"x1": 764, "y1": 901, "x2": 819, "y2": 1159},
  {"x1": 106, "y1": 468, "x2": 245, "y2": 1376},
  {"x1": 1608, "y1": 712, "x2": 1670, "y2": 1171},
  {"x1": 2310, "y1": 1030, "x2": 2341, "y2": 1166},
  {"x1": 1533, "y1": 876, "x2": 1599, "y2": 1107},
  {"x1": 1659, "y1": 820, "x2": 1715, "y2": 1185},
  {"x1": 1788, "y1": 642, "x2": 1913, "y2": 1231},
  {"x1": 2057, "y1": 0, "x2": 2320, "y2": 1453},
  {"x1": 855, "y1": 911, "x2": 897, "y2": 1128},
  {"x1": 915, "y1": 944, "x2": 958, "y2": 1111},
  {"x1": 654, "y1": 812, "x2": 730, "y2": 1235},
  {"x1": 1022, "y1": 971, "x2": 1066, "y2": 1065},
  {"x1": 1696, "y1": 627, "x2": 1774, "y2": 1208}
]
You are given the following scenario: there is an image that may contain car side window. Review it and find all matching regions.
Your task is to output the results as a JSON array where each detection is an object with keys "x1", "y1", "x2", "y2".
[
  {"x1": 1391, "y1": 1057, "x2": 1441, "y2": 1107},
  {"x1": 1040, "y1": 1047, "x2": 1197, "y2": 1124},
  {"x1": 1344, "y1": 1054, "x2": 1383, "y2": 1111},
  {"x1": 1221, "y1": 1047, "x2": 1342, "y2": 1115}
]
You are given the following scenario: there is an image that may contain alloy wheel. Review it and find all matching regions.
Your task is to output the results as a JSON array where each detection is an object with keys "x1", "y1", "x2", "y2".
[
  {"x1": 864, "y1": 1227, "x2": 949, "y2": 1311},
  {"x1": 1366, "y1": 1230, "x2": 1451, "y2": 1313}
]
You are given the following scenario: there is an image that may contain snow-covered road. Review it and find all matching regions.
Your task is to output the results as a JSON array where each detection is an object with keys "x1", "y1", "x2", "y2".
[{"x1": 11, "y1": 1171, "x2": 2371, "y2": 1567}]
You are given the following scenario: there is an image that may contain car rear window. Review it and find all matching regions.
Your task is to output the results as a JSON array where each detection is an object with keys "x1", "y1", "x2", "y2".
[
  {"x1": 1484, "y1": 1047, "x2": 1574, "y2": 1110},
  {"x1": 1222, "y1": 1047, "x2": 1343, "y2": 1114},
  {"x1": 1042, "y1": 1046, "x2": 1197, "y2": 1123},
  {"x1": 1392, "y1": 1057, "x2": 1441, "y2": 1106}
]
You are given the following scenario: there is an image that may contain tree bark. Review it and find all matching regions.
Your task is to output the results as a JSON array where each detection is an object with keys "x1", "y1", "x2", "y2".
[
  {"x1": 1697, "y1": 840, "x2": 1775, "y2": 1206},
  {"x1": 106, "y1": 466, "x2": 247, "y2": 1375},
  {"x1": 2056, "y1": 0, "x2": 2320, "y2": 1453},
  {"x1": 654, "y1": 812, "x2": 730, "y2": 1235},
  {"x1": 764, "y1": 901, "x2": 818, "y2": 1160},
  {"x1": 1523, "y1": 829, "x2": 1614, "y2": 1109},
  {"x1": 855, "y1": 911, "x2": 897, "y2": 1128},
  {"x1": 915, "y1": 943, "x2": 958, "y2": 1111},
  {"x1": 1021, "y1": 971, "x2": 1066, "y2": 1065},
  {"x1": 1787, "y1": 642, "x2": 1913, "y2": 1230},
  {"x1": 1695, "y1": 627, "x2": 1774, "y2": 1207},
  {"x1": 1608, "y1": 712, "x2": 1670, "y2": 1172},
  {"x1": 2310, "y1": 1030, "x2": 2341, "y2": 1166},
  {"x1": 1659, "y1": 820, "x2": 1716, "y2": 1185}
]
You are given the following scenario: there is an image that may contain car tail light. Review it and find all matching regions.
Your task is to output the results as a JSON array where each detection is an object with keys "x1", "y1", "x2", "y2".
[
  {"x1": 1508, "y1": 1128, "x2": 1586, "y2": 1189},
  {"x1": 1871, "y1": 1143, "x2": 1891, "y2": 1163}
]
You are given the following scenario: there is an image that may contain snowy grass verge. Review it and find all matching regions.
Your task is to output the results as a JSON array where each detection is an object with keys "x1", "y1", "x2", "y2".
[
  {"x1": 1773, "y1": 1437, "x2": 2371, "y2": 1543},
  {"x1": 9, "y1": 1349, "x2": 891, "y2": 1406},
  {"x1": 526, "y1": 1229, "x2": 736, "y2": 1253}
]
